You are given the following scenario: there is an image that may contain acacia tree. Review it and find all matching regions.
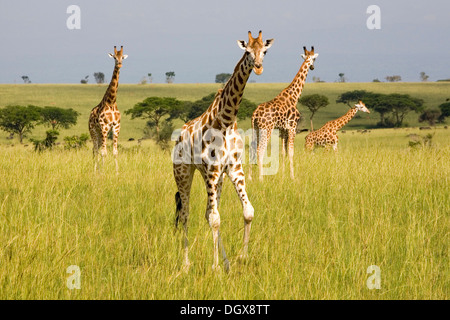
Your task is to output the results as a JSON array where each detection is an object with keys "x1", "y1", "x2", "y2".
[
  {"x1": 40, "y1": 107, "x2": 80, "y2": 130},
  {"x1": 125, "y1": 97, "x2": 183, "y2": 140},
  {"x1": 215, "y1": 73, "x2": 232, "y2": 84},
  {"x1": 299, "y1": 94, "x2": 329, "y2": 130},
  {"x1": 0, "y1": 105, "x2": 41, "y2": 143},
  {"x1": 336, "y1": 90, "x2": 370, "y2": 108},
  {"x1": 165, "y1": 71, "x2": 175, "y2": 84},
  {"x1": 419, "y1": 109, "x2": 441, "y2": 126},
  {"x1": 388, "y1": 93, "x2": 424, "y2": 127},
  {"x1": 93, "y1": 72, "x2": 105, "y2": 84}
]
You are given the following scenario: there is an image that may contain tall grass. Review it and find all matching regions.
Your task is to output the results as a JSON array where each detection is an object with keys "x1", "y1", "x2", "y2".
[{"x1": 0, "y1": 128, "x2": 448, "y2": 299}]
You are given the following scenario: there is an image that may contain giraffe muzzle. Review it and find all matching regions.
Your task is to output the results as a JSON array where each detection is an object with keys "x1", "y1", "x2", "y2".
[{"x1": 253, "y1": 65, "x2": 263, "y2": 75}]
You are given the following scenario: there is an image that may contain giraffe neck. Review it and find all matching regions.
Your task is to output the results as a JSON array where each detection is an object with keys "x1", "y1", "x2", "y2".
[
  {"x1": 333, "y1": 107, "x2": 358, "y2": 131},
  {"x1": 281, "y1": 60, "x2": 312, "y2": 105},
  {"x1": 214, "y1": 52, "x2": 253, "y2": 127},
  {"x1": 101, "y1": 64, "x2": 121, "y2": 106}
]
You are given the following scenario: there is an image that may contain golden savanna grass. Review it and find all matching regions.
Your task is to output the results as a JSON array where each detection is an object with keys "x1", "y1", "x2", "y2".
[{"x1": 0, "y1": 83, "x2": 448, "y2": 299}]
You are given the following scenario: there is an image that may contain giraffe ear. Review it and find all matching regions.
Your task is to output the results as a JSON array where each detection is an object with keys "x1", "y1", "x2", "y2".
[
  {"x1": 301, "y1": 54, "x2": 307, "y2": 60},
  {"x1": 122, "y1": 55, "x2": 128, "y2": 60},
  {"x1": 237, "y1": 40, "x2": 247, "y2": 50},
  {"x1": 313, "y1": 53, "x2": 319, "y2": 59},
  {"x1": 108, "y1": 53, "x2": 114, "y2": 58},
  {"x1": 264, "y1": 38, "x2": 274, "y2": 50}
]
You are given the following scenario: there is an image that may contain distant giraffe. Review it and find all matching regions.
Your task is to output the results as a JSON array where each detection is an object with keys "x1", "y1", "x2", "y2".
[
  {"x1": 173, "y1": 31, "x2": 274, "y2": 272},
  {"x1": 88, "y1": 46, "x2": 127, "y2": 173},
  {"x1": 305, "y1": 100, "x2": 370, "y2": 151},
  {"x1": 249, "y1": 46, "x2": 318, "y2": 181}
]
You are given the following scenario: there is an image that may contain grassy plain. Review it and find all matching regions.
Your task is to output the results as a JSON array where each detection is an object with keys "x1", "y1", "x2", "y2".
[{"x1": 0, "y1": 83, "x2": 448, "y2": 299}]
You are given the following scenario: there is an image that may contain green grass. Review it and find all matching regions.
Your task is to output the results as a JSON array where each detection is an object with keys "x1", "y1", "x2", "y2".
[{"x1": 0, "y1": 127, "x2": 448, "y2": 299}]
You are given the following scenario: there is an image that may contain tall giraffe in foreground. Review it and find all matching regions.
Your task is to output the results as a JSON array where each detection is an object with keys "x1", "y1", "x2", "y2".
[
  {"x1": 305, "y1": 100, "x2": 370, "y2": 151},
  {"x1": 249, "y1": 46, "x2": 318, "y2": 181},
  {"x1": 173, "y1": 31, "x2": 274, "y2": 272},
  {"x1": 89, "y1": 46, "x2": 127, "y2": 173}
]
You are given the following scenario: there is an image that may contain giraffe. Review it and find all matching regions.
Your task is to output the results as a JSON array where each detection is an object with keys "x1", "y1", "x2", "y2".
[
  {"x1": 305, "y1": 100, "x2": 370, "y2": 151},
  {"x1": 173, "y1": 31, "x2": 274, "y2": 272},
  {"x1": 88, "y1": 46, "x2": 127, "y2": 173},
  {"x1": 249, "y1": 46, "x2": 318, "y2": 181}
]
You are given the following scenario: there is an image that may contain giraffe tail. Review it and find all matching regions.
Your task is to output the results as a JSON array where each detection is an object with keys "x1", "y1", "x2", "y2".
[{"x1": 174, "y1": 191, "x2": 182, "y2": 229}]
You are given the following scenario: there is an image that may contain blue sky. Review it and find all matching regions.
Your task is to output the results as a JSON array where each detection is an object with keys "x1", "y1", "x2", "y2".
[{"x1": 1, "y1": 0, "x2": 449, "y2": 84}]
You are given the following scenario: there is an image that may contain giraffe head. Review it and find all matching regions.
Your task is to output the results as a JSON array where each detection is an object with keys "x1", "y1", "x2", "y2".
[
  {"x1": 237, "y1": 31, "x2": 274, "y2": 75},
  {"x1": 354, "y1": 100, "x2": 370, "y2": 113},
  {"x1": 301, "y1": 46, "x2": 319, "y2": 70},
  {"x1": 108, "y1": 46, "x2": 128, "y2": 68}
]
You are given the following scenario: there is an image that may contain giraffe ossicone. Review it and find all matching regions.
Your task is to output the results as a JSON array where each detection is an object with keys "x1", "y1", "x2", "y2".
[
  {"x1": 88, "y1": 46, "x2": 127, "y2": 173},
  {"x1": 305, "y1": 100, "x2": 370, "y2": 151},
  {"x1": 173, "y1": 31, "x2": 274, "y2": 272}
]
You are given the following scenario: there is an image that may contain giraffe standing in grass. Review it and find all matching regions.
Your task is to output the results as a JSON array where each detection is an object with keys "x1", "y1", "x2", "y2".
[
  {"x1": 173, "y1": 31, "x2": 274, "y2": 272},
  {"x1": 305, "y1": 100, "x2": 370, "y2": 151},
  {"x1": 89, "y1": 46, "x2": 127, "y2": 173},
  {"x1": 249, "y1": 46, "x2": 318, "y2": 181}
]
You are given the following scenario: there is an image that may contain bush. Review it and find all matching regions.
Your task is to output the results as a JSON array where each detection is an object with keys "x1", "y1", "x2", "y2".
[
  {"x1": 64, "y1": 134, "x2": 90, "y2": 149},
  {"x1": 30, "y1": 130, "x2": 59, "y2": 152}
]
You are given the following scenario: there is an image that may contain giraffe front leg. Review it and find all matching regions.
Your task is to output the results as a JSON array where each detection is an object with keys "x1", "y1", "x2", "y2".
[
  {"x1": 257, "y1": 128, "x2": 272, "y2": 182},
  {"x1": 288, "y1": 129, "x2": 295, "y2": 179},
  {"x1": 112, "y1": 123, "x2": 121, "y2": 174},
  {"x1": 174, "y1": 164, "x2": 195, "y2": 272},
  {"x1": 214, "y1": 173, "x2": 230, "y2": 272},
  {"x1": 227, "y1": 163, "x2": 254, "y2": 261},
  {"x1": 280, "y1": 130, "x2": 287, "y2": 174},
  {"x1": 99, "y1": 123, "x2": 111, "y2": 169},
  {"x1": 90, "y1": 128, "x2": 100, "y2": 172},
  {"x1": 203, "y1": 171, "x2": 223, "y2": 271}
]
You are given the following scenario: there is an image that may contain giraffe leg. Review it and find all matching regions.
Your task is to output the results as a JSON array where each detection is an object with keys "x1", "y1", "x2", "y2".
[
  {"x1": 248, "y1": 127, "x2": 258, "y2": 181},
  {"x1": 174, "y1": 163, "x2": 195, "y2": 272},
  {"x1": 257, "y1": 128, "x2": 272, "y2": 182},
  {"x1": 213, "y1": 172, "x2": 230, "y2": 272},
  {"x1": 280, "y1": 129, "x2": 287, "y2": 174},
  {"x1": 288, "y1": 129, "x2": 296, "y2": 179},
  {"x1": 112, "y1": 123, "x2": 121, "y2": 174},
  {"x1": 91, "y1": 126, "x2": 102, "y2": 172},
  {"x1": 332, "y1": 136, "x2": 338, "y2": 152},
  {"x1": 99, "y1": 123, "x2": 111, "y2": 168},
  {"x1": 203, "y1": 170, "x2": 222, "y2": 271},
  {"x1": 227, "y1": 162, "x2": 254, "y2": 261}
]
